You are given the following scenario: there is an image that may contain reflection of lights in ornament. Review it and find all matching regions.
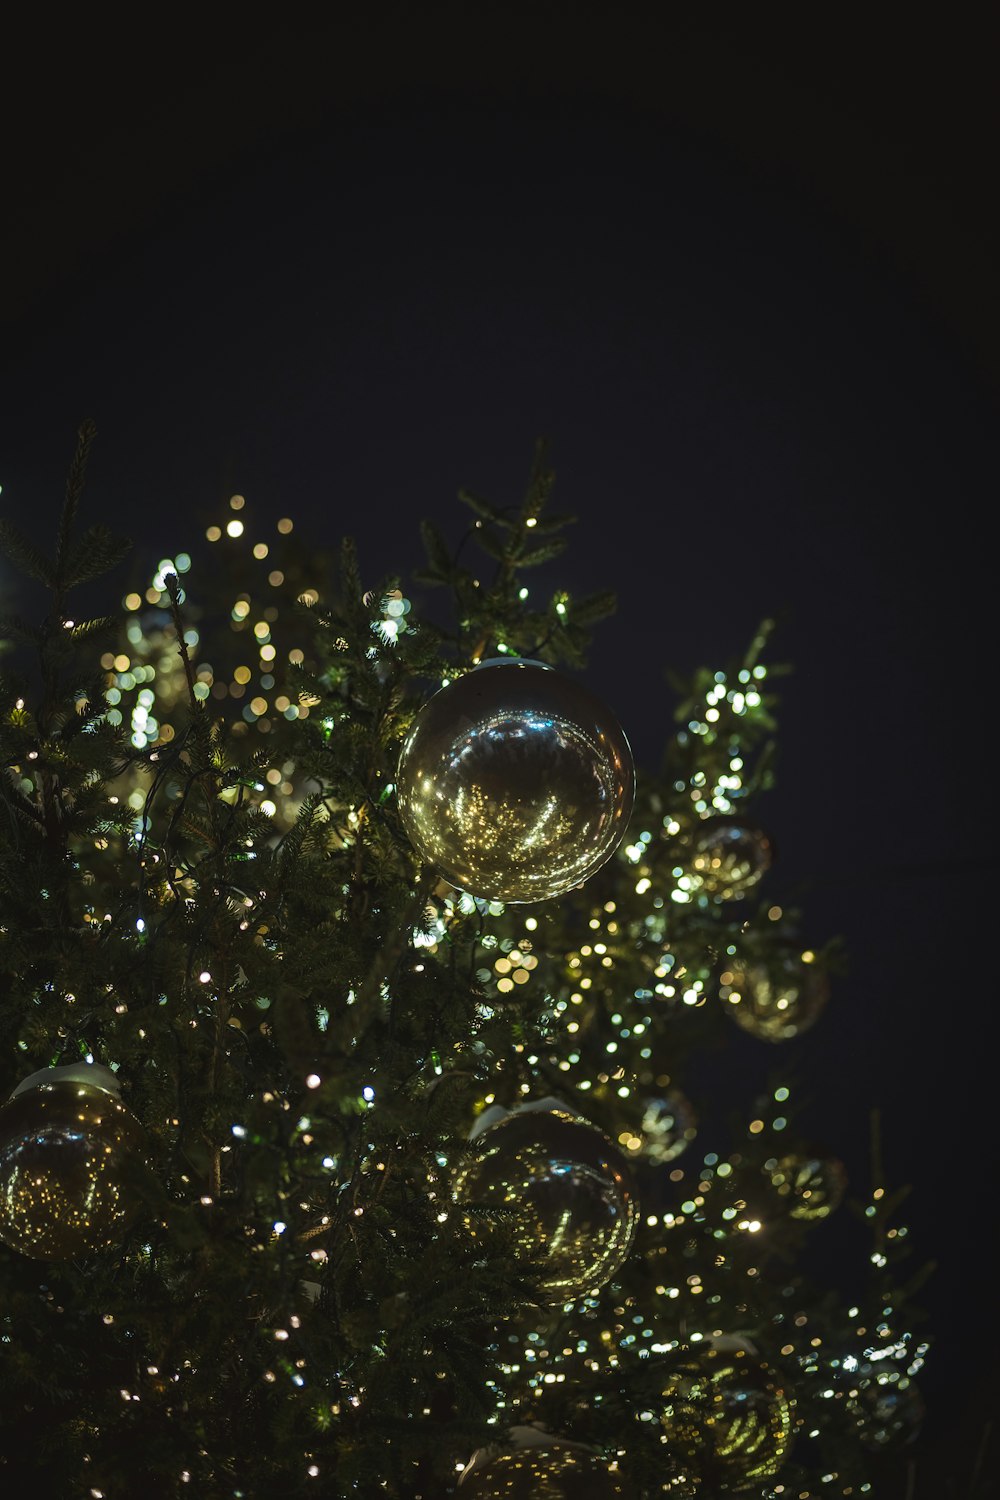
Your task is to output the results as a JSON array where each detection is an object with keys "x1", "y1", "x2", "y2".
[
  {"x1": 719, "y1": 955, "x2": 829, "y2": 1041},
  {"x1": 851, "y1": 1371, "x2": 925, "y2": 1450},
  {"x1": 396, "y1": 661, "x2": 634, "y2": 902},
  {"x1": 0, "y1": 1065, "x2": 151, "y2": 1261},
  {"x1": 452, "y1": 1099, "x2": 638, "y2": 1302}
]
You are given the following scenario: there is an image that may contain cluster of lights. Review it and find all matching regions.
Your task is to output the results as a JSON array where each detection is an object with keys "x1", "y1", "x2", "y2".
[{"x1": 90, "y1": 493, "x2": 338, "y2": 850}]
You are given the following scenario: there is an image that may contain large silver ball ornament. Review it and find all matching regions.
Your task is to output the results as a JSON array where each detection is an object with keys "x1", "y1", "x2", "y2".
[
  {"x1": 395, "y1": 660, "x2": 634, "y2": 903},
  {"x1": 452, "y1": 1099, "x2": 639, "y2": 1302}
]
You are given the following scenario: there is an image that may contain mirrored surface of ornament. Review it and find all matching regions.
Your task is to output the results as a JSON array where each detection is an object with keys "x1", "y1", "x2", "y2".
[
  {"x1": 766, "y1": 1152, "x2": 847, "y2": 1220},
  {"x1": 652, "y1": 1343, "x2": 794, "y2": 1486},
  {"x1": 719, "y1": 956, "x2": 829, "y2": 1042},
  {"x1": 688, "y1": 820, "x2": 772, "y2": 900},
  {"x1": 0, "y1": 1078, "x2": 151, "y2": 1259},
  {"x1": 460, "y1": 1427, "x2": 624, "y2": 1498},
  {"x1": 452, "y1": 1103, "x2": 638, "y2": 1302},
  {"x1": 396, "y1": 661, "x2": 635, "y2": 903}
]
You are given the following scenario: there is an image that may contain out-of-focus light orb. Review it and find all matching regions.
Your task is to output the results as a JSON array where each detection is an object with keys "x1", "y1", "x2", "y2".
[
  {"x1": 0, "y1": 1065, "x2": 151, "y2": 1260},
  {"x1": 719, "y1": 955, "x2": 829, "y2": 1042},
  {"x1": 452, "y1": 1099, "x2": 638, "y2": 1302},
  {"x1": 396, "y1": 660, "x2": 634, "y2": 903}
]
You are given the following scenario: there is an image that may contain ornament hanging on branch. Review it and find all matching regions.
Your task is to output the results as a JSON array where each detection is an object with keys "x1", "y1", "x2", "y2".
[
  {"x1": 459, "y1": 1424, "x2": 625, "y2": 1498},
  {"x1": 765, "y1": 1151, "x2": 847, "y2": 1221},
  {"x1": 621, "y1": 1087, "x2": 698, "y2": 1167},
  {"x1": 396, "y1": 660, "x2": 634, "y2": 903},
  {"x1": 849, "y1": 1367, "x2": 925, "y2": 1450},
  {"x1": 0, "y1": 1062, "x2": 151, "y2": 1261},
  {"x1": 718, "y1": 953, "x2": 829, "y2": 1041},
  {"x1": 686, "y1": 818, "x2": 772, "y2": 901},
  {"x1": 452, "y1": 1097, "x2": 638, "y2": 1302},
  {"x1": 648, "y1": 1338, "x2": 795, "y2": 1487}
]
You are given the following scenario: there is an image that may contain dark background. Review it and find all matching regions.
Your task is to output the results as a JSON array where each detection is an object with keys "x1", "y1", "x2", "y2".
[{"x1": 1, "y1": 11, "x2": 996, "y2": 1492}]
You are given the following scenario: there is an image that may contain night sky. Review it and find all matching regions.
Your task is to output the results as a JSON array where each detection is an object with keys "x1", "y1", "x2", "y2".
[{"x1": 2, "y1": 13, "x2": 997, "y2": 1489}]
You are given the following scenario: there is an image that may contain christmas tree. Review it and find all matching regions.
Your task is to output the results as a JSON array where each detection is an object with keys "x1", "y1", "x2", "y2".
[{"x1": 0, "y1": 425, "x2": 931, "y2": 1497}]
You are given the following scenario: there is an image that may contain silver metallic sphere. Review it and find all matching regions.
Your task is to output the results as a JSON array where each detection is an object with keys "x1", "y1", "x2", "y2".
[
  {"x1": 654, "y1": 1343, "x2": 794, "y2": 1485},
  {"x1": 719, "y1": 956, "x2": 830, "y2": 1042},
  {"x1": 0, "y1": 1076, "x2": 150, "y2": 1260},
  {"x1": 452, "y1": 1101, "x2": 639, "y2": 1302},
  {"x1": 396, "y1": 660, "x2": 634, "y2": 903},
  {"x1": 689, "y1": 819, "x2": 772, "y2": 900}
]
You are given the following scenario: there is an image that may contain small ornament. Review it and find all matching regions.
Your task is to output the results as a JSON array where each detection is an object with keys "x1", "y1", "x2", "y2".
[
  {"x1": 396, "y1": 660, "x2": 634, "y2": 902},
  {"x1": 651, "y1": 1341, "x2": 794, "y2": 1486},
  {"x1": 849, "y1": 1369, "x2": 924, "y2": 1450},
  {"x1": 687, "y1": 819, "x2": 772, "y2": 900},
  {"x1": 765, "y1": 1152, "x2": 846, "y2": 1220},
  {"x1": 0, "y1": 1063, "x2": 151, "y2": 1260},
  {"x1": 719, "y1": 955, "x2": 829, "y2": 1042},
  {"x1": 452, "y1": 1097, "x2": 638, "y2": 1302},
  {"x1": 459, "y1": 1425, "x2": 624, "y2": 1497},
  {"x1": 622, "y1": 1089, "x2": 697, "y2": 1166}
]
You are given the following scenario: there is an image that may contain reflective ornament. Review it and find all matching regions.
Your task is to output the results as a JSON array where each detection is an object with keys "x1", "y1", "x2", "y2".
[
  {"x1": 452, "y1": 1098, "x2": 638, "y2": 1302},
  {"x1": 687, "y1": 820, "x2": 772, "y2": 900},
  {"x1": 622, "y1": 1089, "x2": 697, "y2": 1166},
  {"x1": 0, "y1": 1064, "x2": 151, "y2": 1260},
  {"x1": 719, "y1": 956, "x2": 829, "y2": 1042},
  {"x1": 460, "y1": 1426, "x2": 624, "y2": 1498},
  {"x1": 396, "y1": 660, "x2": 634, "y2": 902},
  {"x1": 850, "y1": 1371, "x2": 924, "y2": 1450},
  {"x1": 652, "y1": 1342, "x2": 794, "y2": 1486},
  {"x1": 766, "y1": 1152, "x2": 846, "y2": 1220}
]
